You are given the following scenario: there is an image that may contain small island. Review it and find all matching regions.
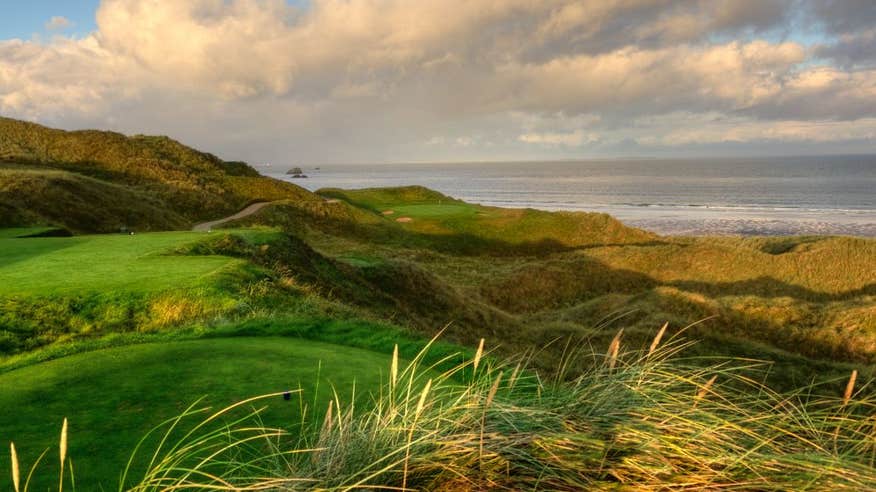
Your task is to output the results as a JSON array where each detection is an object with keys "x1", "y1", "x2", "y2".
[{"x1": 286, "y1": 166, "x2": 308, "y2": 178}]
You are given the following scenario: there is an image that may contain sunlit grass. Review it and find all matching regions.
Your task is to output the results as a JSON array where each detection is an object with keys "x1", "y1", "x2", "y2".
[
  {"x1": 16, "y1": 329, "x2": 876, "y2": 490},
  {"x1": 0, "y1": 231, "x2": 244, "y2": 295}
]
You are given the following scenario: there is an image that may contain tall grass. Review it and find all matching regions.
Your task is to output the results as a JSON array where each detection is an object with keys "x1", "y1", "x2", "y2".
[{"x1": 95, "y1": 329, "x2": 876, "y2": 490}]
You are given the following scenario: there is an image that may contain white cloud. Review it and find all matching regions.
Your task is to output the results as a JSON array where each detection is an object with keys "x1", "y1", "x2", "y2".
[
  {"x1": 519, "y1": 130, "x2": 597, "y2": 147},
  {"x1": 0, "y1": 0, "x2": 873, "y2": 163},
  {"x1": 649, "y1": 116, "x2": 876, "y2": 145}
]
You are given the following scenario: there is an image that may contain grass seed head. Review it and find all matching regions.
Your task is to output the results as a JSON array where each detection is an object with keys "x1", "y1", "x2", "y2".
[
  {"x1": 391, "y1": 344, "x2": 399, "y2": 391},
  {"x1": 694, "y1": 375, "x2": 718, "y2": 408},
  {"x1": 60, "y1": 418, "x2": 68, "y2": 464},
  {"x1": 607, "y1": 329, "x2": 623, "y2": 369},
  {"x1": 843, "y1": 370, "x2": 858, "y2": 406},
  {"x1": 648, "y1": 322, "x2": 669, "y2": 357},
  {"x1": 485, "y1": 371, "x2": 504, "y2": 409},
  {"x1": 10, "y1": 442, "x2": 19, "y2": 492},
  {"x1": 59, "y1": 418, "x2": 68, "y2": 492},
  {"x1": 322, "y1": 400, "x2": 334, "y2": 435},
  {"x1": 474, "y1": 339, "x2": 485, "y2": 372},
  {"x1": 415, "y1": 379, "x2": 433, "y2": 419}
]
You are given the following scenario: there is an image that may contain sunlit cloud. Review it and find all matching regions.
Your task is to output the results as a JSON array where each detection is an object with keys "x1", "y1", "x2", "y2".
[{"x1": 0, "y1": 0, "x2": 874, "y2": 163}]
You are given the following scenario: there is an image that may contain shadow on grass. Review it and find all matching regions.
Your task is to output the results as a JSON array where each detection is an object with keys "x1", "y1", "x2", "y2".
[
  {"x1": 0, "y1": 234, "x2": 82, "y2": 269},
  {"x1": 670, "y1": 277, "x2": 876, "y2": 302}
]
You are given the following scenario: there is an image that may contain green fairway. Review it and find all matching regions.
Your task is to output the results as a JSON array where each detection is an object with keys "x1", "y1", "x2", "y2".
[
  {"x1": 390, "y1": 203, "x2": 479, "y2": 219},
  {"x1": 0, "y1": 336, "x2": 390, "y2": 490},
  {"x1": 0, "y1": 231, "x2": 243, "y2": 295}
]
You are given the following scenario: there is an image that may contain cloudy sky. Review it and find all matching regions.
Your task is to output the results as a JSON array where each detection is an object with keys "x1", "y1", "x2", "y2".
[{"x1": 1, "y1": 0, "x2": 875, "y2": 164}]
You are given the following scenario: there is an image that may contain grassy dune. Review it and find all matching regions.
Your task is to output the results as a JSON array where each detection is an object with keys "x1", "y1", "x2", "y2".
[
  {"x1": 0, "y1": 166, "x2": 190, "y2": 233},
  {"x1": 255, "y1": 186, "x2": 876, "y2": 392},
  {"x1": 0, "y1": 117, "x2": 319, "y2": 232}
]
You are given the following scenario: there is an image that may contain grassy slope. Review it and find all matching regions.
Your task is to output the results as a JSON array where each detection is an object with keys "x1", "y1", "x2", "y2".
[
  {"x1": 0, "y1": 112, "x2": 873, "y2": 487},
  {"x1": 0, "y1": 166, "x2": 190, "y2": 232},
  {"x1": 274, "y1": 186, "x2": 876, "y2": 391},
  {"x1": 0, "y1": 337, "x2": 391, "y2": 490},
  {"x1": 0, "y1": 117, "x2": 320, "y2": 232},
  {"x1": 0, "y1": 230, "x2": 285, "y2": 354}
]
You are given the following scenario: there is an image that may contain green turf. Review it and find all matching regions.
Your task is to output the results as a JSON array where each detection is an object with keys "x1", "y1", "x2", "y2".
[
  {"x1": 0, "y1": 336, "x2": 391, "y2": 490},
  {"x1": 0, "y1": 227, "x2": 56, "y2": 239},
  {"x1": 390, "y1": 203, "x2": 479, "y2": 219},
  {"x1": 317, "y1": 186, "x2": 655, "y2": 250},
  {"x1": 0, "y1": 231, "x2": 243, "y2": 295}
]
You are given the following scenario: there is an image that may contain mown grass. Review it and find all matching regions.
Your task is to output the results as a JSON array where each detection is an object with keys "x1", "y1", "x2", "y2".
[
  {"x1": 0, "y1": 227, "x2": 57, "y2": 239},
  {"x1": 0, "y1": 336, "x2": 395, "y2": 490},
  {"x1": 0, "y1": 231, "x2": 246, "y2": 295},
  {"x1": 391, "y1": 203, "x2": 480, "y2": 219}
]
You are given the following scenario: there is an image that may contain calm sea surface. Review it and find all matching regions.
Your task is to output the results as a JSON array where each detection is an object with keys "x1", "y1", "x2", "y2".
[{"x1": 265, "y1": 155, "x2": 876, "y2": 236}]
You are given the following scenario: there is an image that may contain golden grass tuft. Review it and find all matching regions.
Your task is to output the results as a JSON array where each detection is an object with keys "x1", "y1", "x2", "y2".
[{"x1": 607, "y1": 328, "x2": 623, "y2": 369}]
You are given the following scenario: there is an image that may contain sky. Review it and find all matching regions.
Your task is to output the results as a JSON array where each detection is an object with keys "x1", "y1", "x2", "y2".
[{"x1": 1, "y1": 1, "x2": 875, "y2": 165}]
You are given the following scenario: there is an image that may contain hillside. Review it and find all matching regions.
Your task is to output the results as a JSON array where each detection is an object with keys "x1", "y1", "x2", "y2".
[
  {"x1": 231, "y1": 187, "x2": 876, "y2": 391},
  {"x1": 0, "y1": 117, "x2": 318, "y2": 232},
  {"x1": 1, "y1": 118, "x2": 875, "y2": 489}
]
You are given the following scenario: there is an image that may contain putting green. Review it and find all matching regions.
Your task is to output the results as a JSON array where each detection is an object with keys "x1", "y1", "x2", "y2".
[{"x1": 0, "y1": 336, "x2": 391, "y2": 490}]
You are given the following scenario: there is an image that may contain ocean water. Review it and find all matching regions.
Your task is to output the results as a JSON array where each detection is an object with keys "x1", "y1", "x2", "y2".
[{"x1": 264, "y1": 155, "x2": 876, "y2": 236}]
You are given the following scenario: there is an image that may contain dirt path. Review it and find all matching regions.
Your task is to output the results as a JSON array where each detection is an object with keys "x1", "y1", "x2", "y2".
[{"x1": 192, "y1": 202, "x2": 271, "y2": 231}]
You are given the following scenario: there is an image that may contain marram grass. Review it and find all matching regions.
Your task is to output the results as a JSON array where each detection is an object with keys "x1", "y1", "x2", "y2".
[{"x1": 11, "y1": 328, "x2": 876, "y2": 491}]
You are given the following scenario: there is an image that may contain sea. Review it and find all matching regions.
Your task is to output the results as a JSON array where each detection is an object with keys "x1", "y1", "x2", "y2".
[{"x1": 265, "y1": 155, "x2": 876, "y2": 237}]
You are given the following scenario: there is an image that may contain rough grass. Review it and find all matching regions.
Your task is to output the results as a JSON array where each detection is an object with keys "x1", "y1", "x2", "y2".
[
  {"x1": 0, "y1": 166, "x2": 191, "y2": 233},
  {"x1": 0, "y1": 336, "x2": 393, "y2": 490},
  {"x1": 0, "y1": 116, "x2": 317, "y2": 232},
  {"x1": 278, "y1": 187, "x2": 876, "y2": 391},
  {"x1": 37, "y1": 334, "x2": 876, "y2": 491}
]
